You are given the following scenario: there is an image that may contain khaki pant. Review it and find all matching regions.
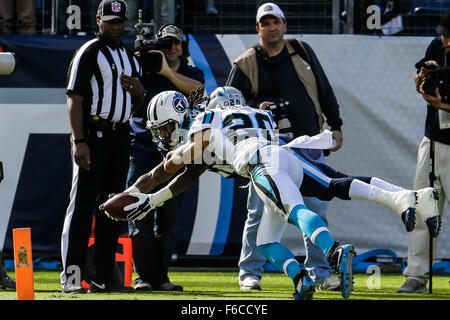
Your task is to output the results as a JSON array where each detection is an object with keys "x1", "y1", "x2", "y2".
[
  {"x1": 0, "y1": 0, "x2": 36, "y2": 34},
  {"x1": 403, "y1": 137, "x2": 450, "y2": 282}
]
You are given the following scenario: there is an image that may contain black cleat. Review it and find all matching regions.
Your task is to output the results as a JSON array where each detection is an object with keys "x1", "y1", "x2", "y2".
[
  {"x1": 416, "y1": 188, "x2": 441, "y2": 237},
  {"x1": 293, "y1": 269, "x2": 315, "y2": 300},
  {"x1": 88, "y1": 281, "x2": 135, "y2": 293},
  {"x1": 62, "y1": 283, "x2": 87, "y2": 294},
  {"x1": 425, "y1": 216, "x2": 442, "y2": 238},
  {"x1": 401, "y1": 207, "x2": 416, "y2": 232},
  {"x1": 328, "y1": 242, "x2": 357, "y2": 299}
]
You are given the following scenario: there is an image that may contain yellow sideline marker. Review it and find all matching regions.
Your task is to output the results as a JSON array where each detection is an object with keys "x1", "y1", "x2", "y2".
[{"x1": 13, "y1": 228, "x2": 34, "y2": 300}]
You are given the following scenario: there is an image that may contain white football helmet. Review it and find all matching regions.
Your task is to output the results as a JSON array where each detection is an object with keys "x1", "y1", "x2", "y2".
[
  {"x1": 146, "y1": 90, "x2": 190, "y2": 147},
  {"x1": 206, "y1": 86, "x2": 246, "y2": 110}
]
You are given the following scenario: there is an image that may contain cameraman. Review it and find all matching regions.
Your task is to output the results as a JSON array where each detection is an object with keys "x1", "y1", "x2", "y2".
[
  {"x1": 397, "y1": 9, "x2": 450, "y2": 293},
  {"x1": 128, "y1": 24, "x2": 205, "y2": 291}
]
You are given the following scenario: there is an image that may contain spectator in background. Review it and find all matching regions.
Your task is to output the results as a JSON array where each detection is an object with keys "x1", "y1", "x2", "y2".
[
  {"x1": 152, "y1": 0, "x2": 177, "y2": 30},
  {"x1": 0, "y1": 0, "x2": 36, "y2": 34},
  {"x1": 125, "y1": 0, "x2": 141, "y2": 35},
  {"x1": 227, "y1": 2, "x2": 344, "y2": 291},
  {"x1": 206, "y1": 0, "x2": 218, "y2": 15},
  {"x1": 126, "y1": 23, "x2": 204, "y2": 292}
]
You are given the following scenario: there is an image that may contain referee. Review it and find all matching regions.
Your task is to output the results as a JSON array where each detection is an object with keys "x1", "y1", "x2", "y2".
[{"x1": 60, "y1": 0, "x2": 145, "y2": 294}]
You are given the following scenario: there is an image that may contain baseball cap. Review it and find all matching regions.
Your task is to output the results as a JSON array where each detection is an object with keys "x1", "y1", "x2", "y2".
[
  {"x1": 256, "y1": 2, "x2": 285, "y2": 23},
  {"x1": 159, "y1": 24, "x2": 183, "y2": 42},
  {"x1": 97, "y1": 0, "x2": 128, "y2": 22},
  {"x1": 436, "y1": 8, "x2": 450, "y2": 37}
]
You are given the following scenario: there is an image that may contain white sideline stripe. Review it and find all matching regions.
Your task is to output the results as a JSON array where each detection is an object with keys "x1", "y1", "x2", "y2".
[
  {"x1": 283, "y1": 258, "x2": 297, "y2": 276},
  {"x1": 186, "y1": 171, "x2": 222, "y2": 255},
  {"x1": 310, "y1": 227, "x2": 329, "y2": 244},
  {"x1": 60, "y1": 159, "x2": 79, "y2": 284}
]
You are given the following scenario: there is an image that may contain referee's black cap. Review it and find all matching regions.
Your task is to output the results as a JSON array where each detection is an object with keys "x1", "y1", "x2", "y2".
[
  {"x1": 97, "y1": 0, "x2": 128, "y2": 22},
  {"x1": 436, "y1": 8, "x2": 450, "y2": 37}
]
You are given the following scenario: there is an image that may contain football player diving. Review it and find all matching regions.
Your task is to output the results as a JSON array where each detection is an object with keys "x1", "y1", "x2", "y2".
[{"x1": 101, "y1": 86, "x2": 440, "y2": 300}]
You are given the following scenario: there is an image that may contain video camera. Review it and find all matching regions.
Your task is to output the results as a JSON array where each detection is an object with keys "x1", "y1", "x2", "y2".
[
  {"x1": 415, "y1": 61, "x2": 450, "y2": 98},
  {"x1": 134, "y1": 10, "x2": 172, "y2": 74},
  {"x1": 266, "y1": 99, "x2": 293, "y2": 137}
]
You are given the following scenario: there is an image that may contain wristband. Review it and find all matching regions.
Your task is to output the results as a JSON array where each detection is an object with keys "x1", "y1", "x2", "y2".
[
  {"x1": 74, "y1": 138, "x2": 86, "y2": 144},
  {"x1": 125, "y1": 185, "x2": 141, "y2": 193}
]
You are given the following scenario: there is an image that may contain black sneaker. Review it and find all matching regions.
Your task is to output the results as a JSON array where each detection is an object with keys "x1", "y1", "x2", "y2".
[
  {"x1": 396, "y1": 278, "x2": 427, "y2": 293},
  {"x1": 88, "y1": 281, "x2": 135, "y2": 293},
  {"x1": 62, "y1": 283, "x2": 87, "y2": 294},
  {"x1": 153, "y1": 281, "x2": 183, "y2": 291},
  {"x1": 134, "y1": 281, "x2": 152, "y2": 292}
]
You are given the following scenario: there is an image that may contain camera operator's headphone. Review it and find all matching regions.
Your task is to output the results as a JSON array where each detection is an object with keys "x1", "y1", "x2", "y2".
[{"x1": 157, "y1": 23, "x2": 190, "y2": 59}]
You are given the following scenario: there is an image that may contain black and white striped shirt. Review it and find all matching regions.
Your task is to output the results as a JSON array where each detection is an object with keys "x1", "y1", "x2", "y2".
[{"x1": 66, "y1": 37, "x2": 140, "y2": 123}]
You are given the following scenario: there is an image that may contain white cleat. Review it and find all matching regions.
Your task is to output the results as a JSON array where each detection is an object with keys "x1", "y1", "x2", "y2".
[
  {"x1": 390, "y1": 190, "x2": 417, "y2": 232},
  {"x1": 415, "y1": 187, "x2": 441, "y2": 238},
  {"x1": 391, "y1": 190, "x2": 417, "y2": 216}
]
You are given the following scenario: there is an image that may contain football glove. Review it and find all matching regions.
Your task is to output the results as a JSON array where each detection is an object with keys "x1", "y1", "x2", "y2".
[{"x1": 125, "y1": 192, "x2": 163, "y2": 221}]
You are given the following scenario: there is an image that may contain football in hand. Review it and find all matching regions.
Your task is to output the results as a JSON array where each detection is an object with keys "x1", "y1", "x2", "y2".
[{"x1": 102, "y1": 192, "x2": 138, "y2": 221}]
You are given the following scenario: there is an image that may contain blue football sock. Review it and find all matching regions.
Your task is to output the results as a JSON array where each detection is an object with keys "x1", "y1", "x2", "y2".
[
  {"x1": 287, "y1": 204, "x2": 334, "y2": 255},
  {"x1": 258, "y1": 242, "x2": 301, "y2": 281}
]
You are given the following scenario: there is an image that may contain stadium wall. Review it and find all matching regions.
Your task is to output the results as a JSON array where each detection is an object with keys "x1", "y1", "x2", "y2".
[{"x1": 0, "y1": 34, "x2": 448, "y2": 260}]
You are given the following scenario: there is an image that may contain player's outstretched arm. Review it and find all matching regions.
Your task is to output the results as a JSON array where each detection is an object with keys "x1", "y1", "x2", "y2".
[
  {"x1": 124, "y1": 164, "x2": 208, "y2": 221},
  {"x1": 122, "y1": 129, "x2": 211, "y2": 221},
  {"x1": 163, "y1": 129, "x2": 211, "y2": 174},
  {"x1": 131, "y1": 161, "x2": 175, "y2": 194},
  {"x1": 165, "y1": 164, "x2": 209, "y2": 196}
]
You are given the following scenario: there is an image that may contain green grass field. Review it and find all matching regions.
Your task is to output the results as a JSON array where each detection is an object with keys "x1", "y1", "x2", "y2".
[{"x1": 0, "y1": 270, "x2": 449, "y2": 300}]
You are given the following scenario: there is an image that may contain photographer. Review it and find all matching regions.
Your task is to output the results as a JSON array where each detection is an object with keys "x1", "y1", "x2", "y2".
[
  {"x1": 128, "y1": 23, "x2": 205, "y2": 291},
  {"x1": 397, "y1": 9, "x2": 450, "y2": 293},
  {"x1": 417, "y1": 62, "x2": 450, "y2": 112}
]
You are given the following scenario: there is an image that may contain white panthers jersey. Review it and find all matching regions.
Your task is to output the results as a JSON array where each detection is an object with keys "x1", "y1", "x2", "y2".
[{"x1": 187, "y1": 106, "x2": 278, "y2": 176}]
